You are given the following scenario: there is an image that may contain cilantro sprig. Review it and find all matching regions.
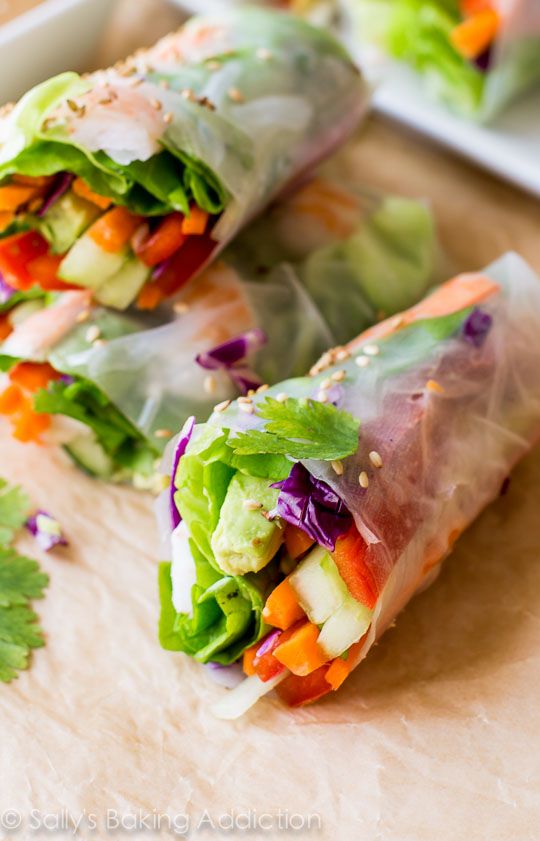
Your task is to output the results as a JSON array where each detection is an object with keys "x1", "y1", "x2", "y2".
[
  {"x1": 230, "y1": 397, "x2": 360, "y2": 461},
  {"x1": 0, "y1": 479, "x2": 48, "y2": 682}
]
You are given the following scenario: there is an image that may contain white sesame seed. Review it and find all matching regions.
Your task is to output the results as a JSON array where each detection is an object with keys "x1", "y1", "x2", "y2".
[
  {"x1": 239, "y1": 402, "x2": 255, "y2": 414},
  {"x1": 76, "y1": 309, "x2": 90, "y2": 324},
  {"x1": 244, "y1": 499, "x2": 262, "y2": 511},
  {"x1": 369, "y1": 450, "x2": 383, "y2": 469},
  {"x1": 173, "y1": 301, "x2": 189, "y2": 314},
  {"x1": 214, "y1": 399, "x2": 231, "y2": 413},
  {"x1": 355, "y1": 355, "x2": 370, "y2": 368},
  {"x1": 93, "y1": 339, "x2": 106, "y2": 348},
  {"x1": 181, "y1": 88, "x2": 196, "y2": 102},
  {"x1": 228, "y1": 87, "x2": 245, "y2": 103},
  {"x1": 163, "y1": 112, "x2": 173, "y2": 124},
  {"x1": 237, "y1": 396, "x2": 252, "y2": 404},
  {"x1": 331, "y1": 369, "x2": 346, "y2": 382},
  {"x1": 363, "y1": 344, "x2": 380, "y2": 357},
  {"x1": 359, "y1": 471, "x2": 369, "y2": 488},
  {"x1": 154, "y1": 428, "x2": 172, "y2": 439},
  {"x1": 276, "y1": 392, "x2": 289, "y2": 403},
  {"x1": 320, "y1": 378, "x2": 332, "y2": 390},
  {"x1": 317, "y1": 392, "x2": 329, "y2": 403},
  {"x1": 203, "y1": 374, "x2": 217, "y2": 395},
  {"x1": 151, "y1": 98, "x2": 162, "y2": 111},
  {"x1": 256, "y1": 384, "x2": 269, "y2": 394},
  {"x1": 85, "y1": 325, "x2": 100, "y2": 343},
  {"x1": 331, "y1": 460, "x2": 344, "y2": 476},
  {"x1": 335, "y1": 348, "x2": 350, "y2": 361}
]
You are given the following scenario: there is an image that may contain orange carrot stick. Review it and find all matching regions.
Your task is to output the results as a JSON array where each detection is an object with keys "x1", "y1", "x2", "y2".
[
  {"x1": 273, "y1": 621, "x2": 328, "y2": 676},
  {"x1": 9, "y1": 362, "x2": 61, "y2": 393},
  {"x1": 72, "y1": 178, "x2": 112, "y2": 210},
  {"x1": 284, "y1": 524, "x2": 315, "y2": 560},
  {"x1": 88, "y1": 207, "x2": 142, "y2": 253},
  {"x1": 262, "y1": 577, "x2": 306, "y2": 631},
  {"x1": 450, "y1": 9, "x2": 500, "y2": 60},
  {"x1": 181, "y1": 207, "x2": 209, "y2": 235}
]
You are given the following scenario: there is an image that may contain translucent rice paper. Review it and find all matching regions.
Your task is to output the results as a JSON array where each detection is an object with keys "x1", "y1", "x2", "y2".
[
  {"x1": 46, "y1": 179, "x2": 436, "y2": 445},
  {"x1": 339, "y1": 0, "x2": 540, "y2": 120},
  {"x1": 206, "y1": 253, "x2": 540, "y2": 682}
]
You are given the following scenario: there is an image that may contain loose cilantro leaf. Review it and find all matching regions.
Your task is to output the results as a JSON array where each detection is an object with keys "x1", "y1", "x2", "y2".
[
  {"x1": 0, "y1": 478, "x2": 49, "y2": 682},
  {"x1": 231, "y1": 397, "x2": 360, "y2": 461},
  {"x1": 0, "y1": 479, "x2": 30, "y2": 544},
  {"x1": 0, "y1": 548, "x2": 49, "y2": 607}
]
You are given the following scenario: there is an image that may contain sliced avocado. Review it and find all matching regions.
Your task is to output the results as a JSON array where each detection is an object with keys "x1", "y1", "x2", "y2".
[
  {"x1": 59, "y1": 233, "x2": 128, "y2": 291},
  {"x1": 64, "y1": 433, "x2": 114, "y2": 479},
  {"x1": 290, "y1": 546, "x2": 348, "y2": 624},
  {"x1": 210, "y1": 473, "x2": 282, "y2": 576},
  {"x1": 37, "y1": 191, "x2": 101, "y2": 255},
  {"x1": 94, "y1": 257, "x2": 150, "y2": 310}
]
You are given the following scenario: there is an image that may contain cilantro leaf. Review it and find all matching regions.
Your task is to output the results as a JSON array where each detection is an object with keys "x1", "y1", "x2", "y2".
[
  {"x1": 0, "y1": 640, "x2": 30, "y2": 683},
  {"x1": 231, "y1": 397, "x2": 360, "y2": 461},
  {"x1": 0, "y1": 548, "x2": 49, "y2": 607},
  {"x1": 0, "y1": 605, "x2": 45, "y2": 650},
  {"x1": 0, "y1": 479, "x2": 30, "y2": 544}
]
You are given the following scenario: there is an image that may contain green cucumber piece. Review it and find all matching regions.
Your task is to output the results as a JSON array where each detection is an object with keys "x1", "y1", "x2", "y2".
[{"x1": 94, "y1": 257, "x2": 150, "y2": 310}]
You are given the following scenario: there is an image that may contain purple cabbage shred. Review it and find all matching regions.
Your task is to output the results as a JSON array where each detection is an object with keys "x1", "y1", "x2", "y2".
[
  {"x1": 271, "y1": 463, "x2": 352, "y2": 552},
  {"x1": 195, "y1": 329, "x2": 267, "y2": 395},
  {"x1": 26, "y1": 510, "x2": 68, "y2": 552},
  {"x1": 463, "y1": 307, "x2": 493, "y2": 347},
  {"x1": 169, "y1": 416, "x2": 196, "y2": 531},
  {"x1": 0, "y1": 273, "x2": 15, "y2": 305},
  {"x1": 37, "y1": 172, "x2": 74, "y2": 217}
]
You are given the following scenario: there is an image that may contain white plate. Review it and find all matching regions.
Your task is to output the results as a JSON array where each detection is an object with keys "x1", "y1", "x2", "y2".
[
  {"x1": 0, "y1": 0, "x2": 117, "y2": 104},
  {"x1": 370, "y1": 61, "x2": 540, "y2": 198}
]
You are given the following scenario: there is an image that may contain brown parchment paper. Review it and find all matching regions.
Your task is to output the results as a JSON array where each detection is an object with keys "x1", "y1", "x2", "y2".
[{"x1": 2, "y1": 2, "x2": 540, "y2": 839}]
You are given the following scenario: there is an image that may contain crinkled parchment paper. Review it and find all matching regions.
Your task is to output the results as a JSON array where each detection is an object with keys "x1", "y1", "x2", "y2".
[{"x1": 1, "y1": 2, "x2": 540, "y2": 839}]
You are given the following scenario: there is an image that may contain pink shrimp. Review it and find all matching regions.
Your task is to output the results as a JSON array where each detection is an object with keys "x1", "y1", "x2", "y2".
[{"x1": 3, "y1": 290, "x2": 92, "y2": 359}]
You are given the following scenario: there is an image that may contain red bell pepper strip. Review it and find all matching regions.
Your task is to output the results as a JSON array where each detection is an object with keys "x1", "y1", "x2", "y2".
[
  {"x1": 136, "y1": 231, "x2": 218, "y2": 307},
  {"x1": 135, "y1": 213, "x2": 186, "y2": 267},
  {"x1": 0, "y1": 231, "x2": 49, "y2": 290},
  {"x1": 276, "y1": 665, "x2": 333, "y2": 707},
  {"x1": 332, "y1": 526, "x2": 379, "y2": 609}
]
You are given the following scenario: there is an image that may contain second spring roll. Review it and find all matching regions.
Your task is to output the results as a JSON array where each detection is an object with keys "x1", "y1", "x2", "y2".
[
  {"x1": 0, "y1": 7, "x2": 367, "y2": 312},
  {"x1": 157, "y1": 252, "x2": 540, "y2": 716}
]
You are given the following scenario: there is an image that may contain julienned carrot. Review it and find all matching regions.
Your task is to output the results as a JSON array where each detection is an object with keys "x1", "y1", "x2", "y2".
[
  {"x1": 284, "y1": 524, "x2": 315, "y2": 559},
  {"x1": 12, "y1": 175, "x2": 52, "y2": 188},
  {"x1": 262, "y1": 577, "x2": 306, "y2": 630},
  {"x1": 72, "y1": 178, "x2": 112, "y2": 210},
  {"x1": 242, "y1": 645, "x2": 258, "y2": 677},
  {"x1": 12, "y1": 407, "x2": 51, "y2": 443},
  {"x1": 332, "y1": 526, "x2": 379, "y2": 609},
  {"x1": 136, "y1": 284, "x2": 165, "y2": 310},
  {"x1": 135, "y1": 213, "x2": 186, "y2": 267},
  {"x1": 325, "y1": 636, "x2": 367, "y2": 691},
  {"x1": 0, "y1": 184, "x2": 41, "y2": 211},
  {"x1": 181, "y1": 206, "x2": 209, "y2": 235},
  {"x1": 273, "y1": 621, "x2": 328, "y2": 676},
  {"x1": 88, "y1": 207, "x2": 143, "y2": 253},
  {"x1": 450, "y1": 9, "x2": 499, "y2": 60},
  {"x1": 0, "y1": 314, "x2": 12, "y2": 341},
  {"x1": 9, "y1": 362, "x2": 61, "y2": 392},
  {"x1": 0, "y1": 384, "x2": 27, "y2": 415}
]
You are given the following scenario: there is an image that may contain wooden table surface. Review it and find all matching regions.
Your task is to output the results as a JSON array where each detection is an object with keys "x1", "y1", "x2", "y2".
[{"x1": 2, "y1": 3, "x2": 540, "y2": 839}]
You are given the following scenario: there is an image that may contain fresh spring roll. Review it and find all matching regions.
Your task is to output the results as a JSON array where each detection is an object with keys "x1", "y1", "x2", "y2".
[
  {"x1": 157, "y1": 252, "x2": 540, "y2": 717},
  {"x1": 341, "y1": 0, "x2": 540, "y2": 119},
  {"x1": 0, "y1": 178, "x2": 437, "y2": 484},
  {"x1": 0, "y1": 8, "x2": 367, "y2": 315}
]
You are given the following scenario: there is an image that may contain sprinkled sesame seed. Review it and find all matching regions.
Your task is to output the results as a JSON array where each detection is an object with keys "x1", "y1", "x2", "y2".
[
  {"x1": 320, "y1": 377, "x2": 332, "y2": 390},
  {"x1": 331, "y1": 369, "x2": 346, "y2": 382},
  {"x1": 181, "y1": 88, "x2": 196, "y2": 102},
  {"x1": 317, "y1": 391, "x2": 329, "y2": 403},
  {"x1": 244, "y1": 499, "x2": 262, "y2": 511},
  {"x1": 66, "y1": 99, "x2": 80, "y2": 113},
  {"x1": 237, "y1": 396, "x2": 252, "y2": 404},
  {"x1": 369, "y1": 450, "x2": 383, "y2": 469},
  {"x1": 203, "y1": 374, "x2": 217, "y2": 395},
  {"x1": 93, "y1": 339, "x2": 106, "y2": 348},
  {"x1": 154, "y1": 428, "x2": 172, "y2": 439},
  {"x1": 331, "y1": 460, "x2": 344, "y2": 476},
  {"x1": 336, "y1": 348, "x2": 350, "y2": 362},
  {"x1": 426, "y1": 379, "x2": 445, "y2": 394},
  {"x1": 239, "y1": 402, "x2": 255, "y2": 414},
  {"x1": 276, "y1": 392, "x2": 288, "y2": 403},
  {"x1": 151, "y1": 98, "x2": 162, "y2": 111},
  {"x1": 173, "y1": 301, "x2": 189, "y2": 314},
  {"x1": 256, "y1": 384, "x2": 269, "y2": 394},
  {"x1": 363, "y1": 344, "x2": 380, "y2": 357},
  {"x1": 85, "y1": 326, "x2": 100, "y2": 343},
  {"x1": 355, "y1": 355, "x2": 370, "y2": 368},
  {"x1": 359, "y1": 471, "x2": 369, "y2": 488},
  {"x1": 391, "y1": 315, "x2": 405, "y2": 330},
  {"x1": 214, "y1": 400, "x2": 231, "y2": 413},
  {"x1": 228, "y1": 87, "x2": 245, "y2": 103},
  {"x1": 76, "y1": 310, "x2": 90, "y2": 324},
  {"x1": 163, "y1": 112, "x2": 173, "y2": 125}
]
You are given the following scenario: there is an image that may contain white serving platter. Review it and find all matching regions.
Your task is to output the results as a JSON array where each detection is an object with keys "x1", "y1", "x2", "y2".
[{"x1": 0, "y1": 0, "x2": 116, "y2": 104}]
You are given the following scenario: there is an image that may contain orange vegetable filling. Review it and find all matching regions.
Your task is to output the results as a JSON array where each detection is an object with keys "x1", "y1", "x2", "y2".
[{"x1": 451, "y1": 9, "x2": 500, "y2": 60}]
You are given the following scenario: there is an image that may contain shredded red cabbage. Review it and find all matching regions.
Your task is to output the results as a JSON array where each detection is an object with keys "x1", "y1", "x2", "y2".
[
  {"x1": 463, "y1": 308, "x2": 493, "y2": 347},
  {"x1": 271, "y1": 463, "x2": 352, "y2": 552},
  {"x1": 37, "y1": 172, "x2": 74, "y2": 217},
  {"x1": 26, "y1": 510, "x2": 68, "y2": 552},
  {"x1": 195, "y1": 329, "x2": 267, "y2": 395},
  {"x1": 0, "y1": 273, "x2": 15, "y2": 305},
  {"x1": 169, "y1": 416, "x2": 196, "y2": 530}
]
